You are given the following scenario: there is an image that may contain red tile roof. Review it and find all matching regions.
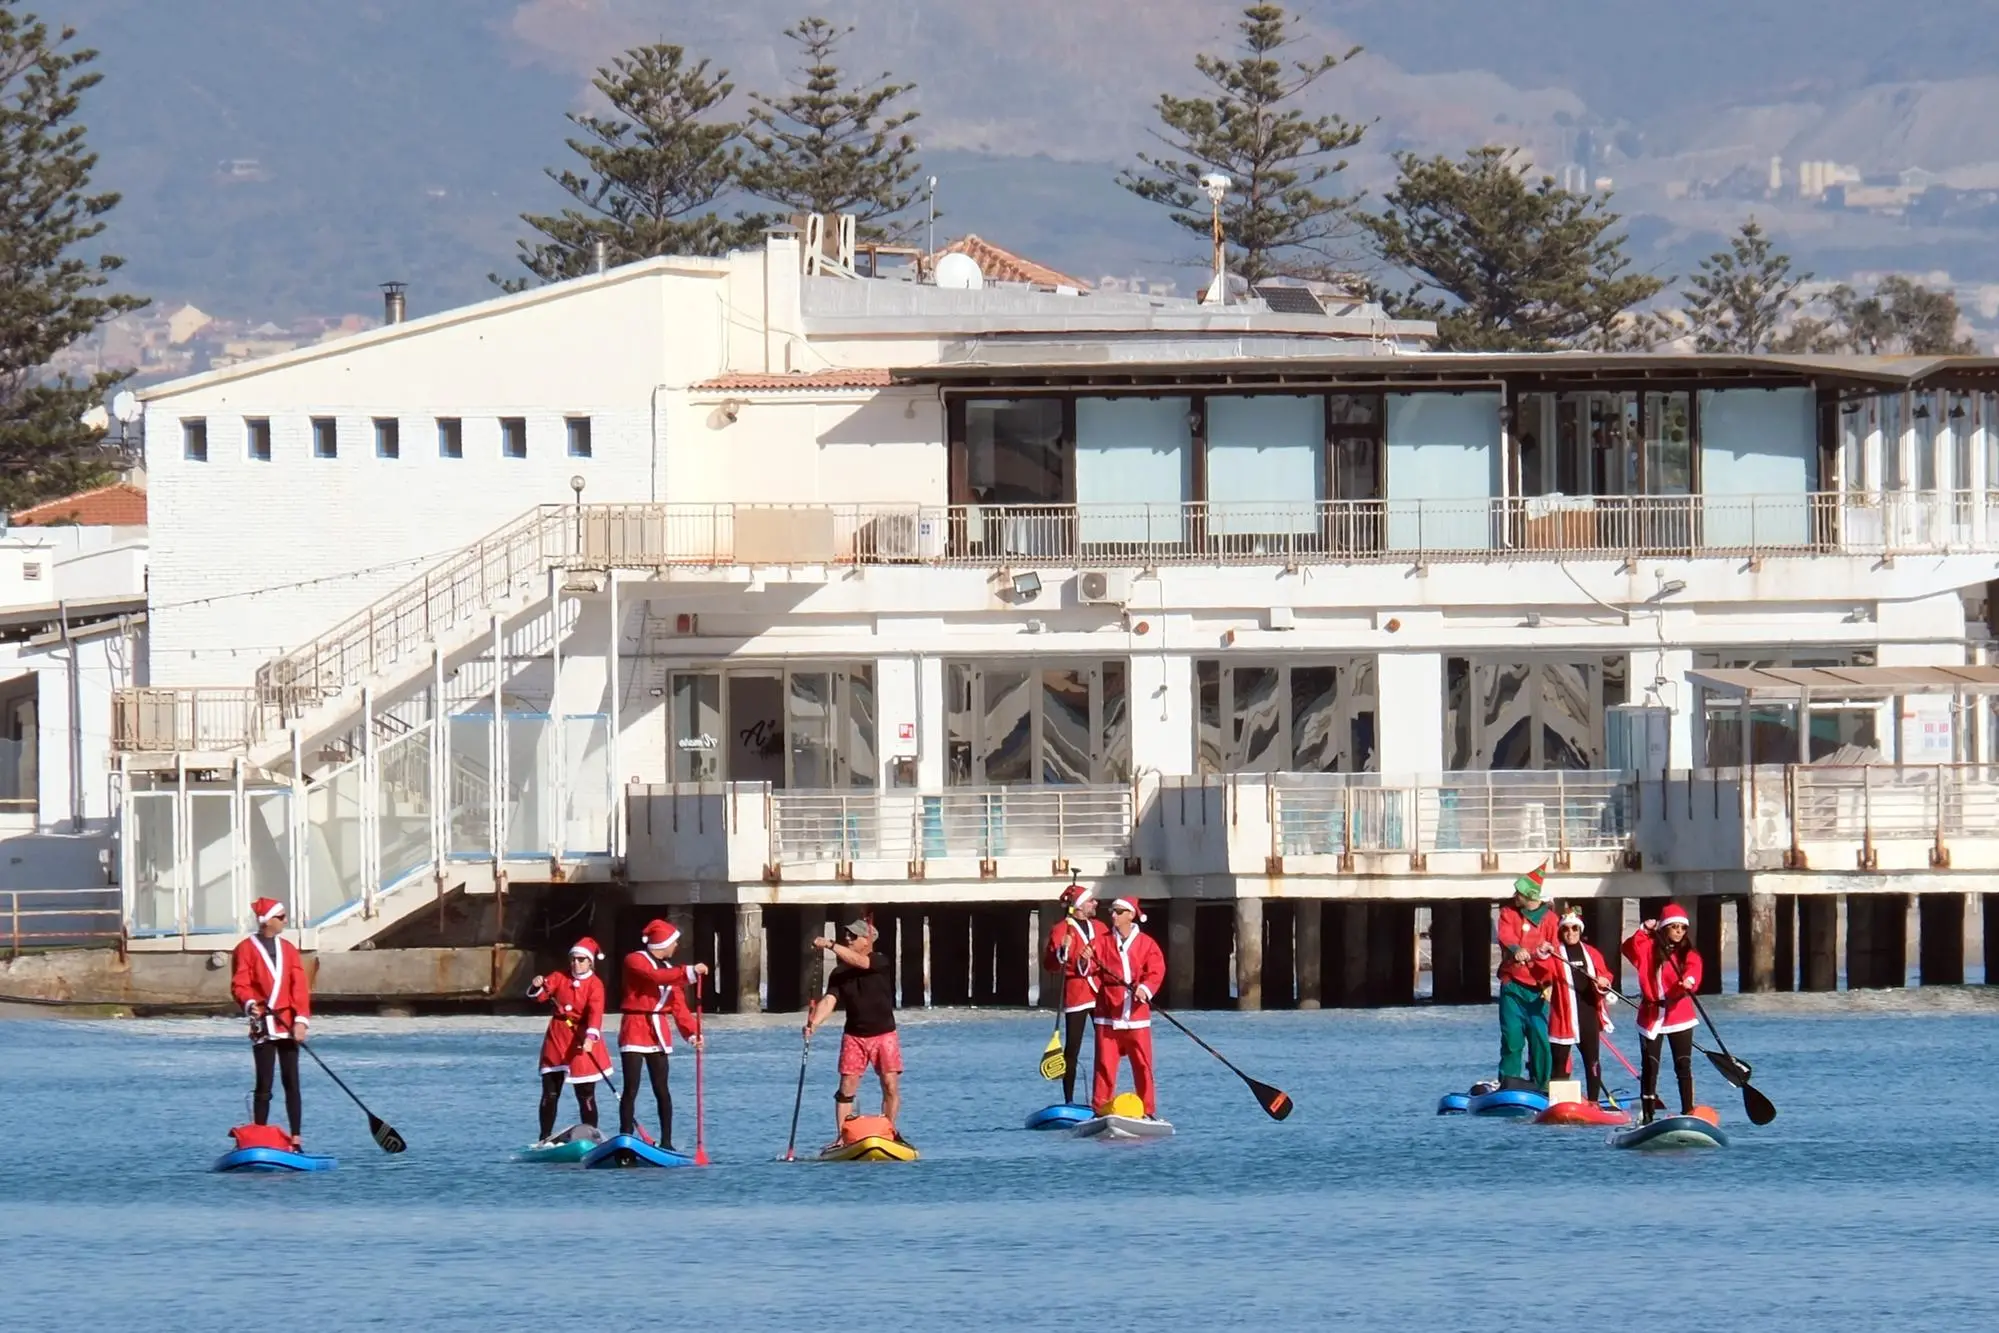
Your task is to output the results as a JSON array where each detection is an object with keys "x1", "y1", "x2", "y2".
[
  {"x1": 13, "y1": 482, "x2": 147, "y2": 527},
  {"x1": 935, "y1": 236, "x2": 1091, "y2": 292},
  {"x1": 692, "y1": 368, "x2": 895, "y2": 391}
]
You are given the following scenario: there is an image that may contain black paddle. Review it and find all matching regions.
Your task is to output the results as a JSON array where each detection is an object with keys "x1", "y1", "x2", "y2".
[
  {"x1": 299, "y1": 1040, "x2": 407, "y2": 1154},
  {"x1": 1690, "y1": 993, "x2": 1778, "y2": 1126},
  {"x1": 1152, "y1": 1007, "x2": 1293, "y2": 1120},
  {"x1": 781, "y1": 1028, "x2": 813, "y2": 1162}
]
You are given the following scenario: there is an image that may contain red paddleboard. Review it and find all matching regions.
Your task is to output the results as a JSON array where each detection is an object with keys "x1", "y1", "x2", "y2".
[{"x1": 1534, "y1": 1100, "x2": 1631, "y2": 1127}]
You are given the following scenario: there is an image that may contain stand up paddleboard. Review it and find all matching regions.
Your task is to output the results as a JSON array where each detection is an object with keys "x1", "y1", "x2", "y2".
[
  {"x1": 1025, "y1": 1103, "x2": 1094, "y2": 1131},
  {"x1": 1074, "y1": 1114, "x2": 1175, "y2": 1140},
  {"x1": 1436, "y1": 1092, "x2": 1471, "y2": 1115},
  {"x1": 1611, "y1": 1108, "x2": 1728, "y2": 1150},
  {"x1": 213, "y1": 1146, "x2": 337, "y2": 1173},
  {"x1": 818, "y1": 1114, "x2": 918, "y2": 1162},
  {"x1": 581, "y1": 1134, "x2": 697, "y2": 1169},
  {"x1": 1535, "y1": 1101, "x2": 1630, "y2": 1127},
  {"x1": 513, "y1": 1124, "x2": 605, "y2": 1163},
  {"x1": 1467, "y1": 1087, "x2": 1547, "y2": 1118}
]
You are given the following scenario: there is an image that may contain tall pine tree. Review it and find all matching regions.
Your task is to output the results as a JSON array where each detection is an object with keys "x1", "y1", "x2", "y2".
[
  {"x1": 501, "y1": 43, "x2": 764, "y2": 288},
  {"x1": 0, "y1": 1, "x2": 145, "y2": 509},
  {"x1": 1359, "y1": 147, "x2": 1662, "y2": 352},
  {"x1": 1120, "y1": 3, "x2": 1366, "y2": 284},
  {"x1": 1681, "y1": 219, "x2": 1810, "y2": 353},
  {"x1": 742, "y1": 17, "x2": 922, "y2": 241}
]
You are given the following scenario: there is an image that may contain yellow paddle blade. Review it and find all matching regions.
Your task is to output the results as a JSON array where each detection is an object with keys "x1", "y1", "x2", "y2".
[{"x1": 1039, "y1": 1026, "x2": 1065, "y2": 1080}]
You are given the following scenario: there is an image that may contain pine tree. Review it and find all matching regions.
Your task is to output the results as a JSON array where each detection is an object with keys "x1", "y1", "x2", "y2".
[
  {"x1": 1120, "y1": 3, "x2": 1366, "y2": 285},
  {"x1": 742, "y1": 17, "x2": 922, "y2": 241},
  {"x1": 0, "y1": 2, "x2": 145, "y2": 509},
  {"x1": 1359, "y1": 146, "x2": 1663, "y2": 352},
  {"x1": 1681, "y1": 219, "x2": 1810, "y2": 353},
  {"x1": 500, "y1": 43, "x2": 764, "y2": 288},
  {"x1": 1776, "y1": 275, "x2": 1979, "y2": 355}
]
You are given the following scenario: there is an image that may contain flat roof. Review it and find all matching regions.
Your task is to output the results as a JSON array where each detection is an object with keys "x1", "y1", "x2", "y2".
[{"x1": 1690, "y1": 666, "x2": 1999, "y2": 700}]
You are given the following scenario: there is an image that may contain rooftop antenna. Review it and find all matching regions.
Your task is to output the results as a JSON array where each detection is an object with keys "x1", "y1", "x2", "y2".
[
  {"x1": 926, "y1": 176, "x2": 938, "y2": 277},
  {"x1": 1200, "y1": 173, "x2": 1232, "y2": 306}
]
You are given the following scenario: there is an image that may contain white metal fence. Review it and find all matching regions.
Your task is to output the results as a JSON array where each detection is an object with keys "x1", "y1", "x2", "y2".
[
  {"x1": 769, "y1": 786, "x2": 1135, "y2": 864},
  {"x1": 1270, "y1": 771, "x2": 1632, "y2": 857}
]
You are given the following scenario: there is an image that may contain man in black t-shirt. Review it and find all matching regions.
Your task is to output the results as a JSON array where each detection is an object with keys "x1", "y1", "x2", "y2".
[{"x1": 805, "y1": 918, "x2": 901, "y2": 1136}]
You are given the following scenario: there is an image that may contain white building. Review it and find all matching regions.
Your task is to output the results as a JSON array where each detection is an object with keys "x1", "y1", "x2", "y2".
[{"x1": 115, "y1": 229, "x2": 1999, "y2": 1004}]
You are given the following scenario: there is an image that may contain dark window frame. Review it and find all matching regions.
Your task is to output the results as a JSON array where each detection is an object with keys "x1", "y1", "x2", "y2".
[
  {"x1": 311, "y1": 417, "x2": 338, "y2": 458},
  {"x1": 182, "y1": 418, "x2": 208, "y2": 462},
  {"x1": 565, "y1": 416, "x2": 593, "y2": 458},
  {"x1": 437, "y1": 417, "x2": 463, "y2": 459},
  {"x1": 374, "y1": 417, "x2": 400, "y2": 459},
  {"x1": 500, "y1": 416, "x2": 528, "y2": 459}
]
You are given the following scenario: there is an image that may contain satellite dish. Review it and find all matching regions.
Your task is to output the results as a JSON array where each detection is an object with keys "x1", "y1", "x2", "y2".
[
  {"x1": 110, "y1": 390, "x2": 139, "y2": 424},
  {"x1": 935, "y1": 252, "x2": 984, "y2": 291}
]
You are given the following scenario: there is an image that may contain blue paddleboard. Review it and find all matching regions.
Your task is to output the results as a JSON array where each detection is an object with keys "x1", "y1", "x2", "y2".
[
  {"x1": 212, "y1": 1146, "x2": 338, "y2": 1173},
  {"x1": 1467, "y1": 1088, "x2": 1549, "y2": 1118},
  {"x1": 580, "y1": 1134, "x2": 697, "y2": 1169},
  {"x1": 1611, "y1": 1114, "x2": 1729, "y2": 1150},
  {"x1": 1026, "y1": 1103, "x2": 1095, "y2": 1130},
  {"x1": 1436, "y1": 1092, "x2": 1471, "y2": 1115}
]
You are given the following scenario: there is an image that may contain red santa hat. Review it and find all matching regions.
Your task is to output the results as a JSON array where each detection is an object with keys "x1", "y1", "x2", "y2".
[
  {"x1": 1059, "y1": 881, "x2": 1094, "y2": 910},
  {"x1": 641, "y1": 919, "x2": 681, "y2": 949},
  {"x1": 251, "y1": 897, "x2": 287, "y2": 923},
  {"x1": 1110, "y1": 897, "x2": 1147, "y2": 923},
  {"x1": 1658, "y1": 903, "x2": 1690, "y2": 929},
  {"x1": 570, "y1": 937, "x2": 604, "y2": 960}
]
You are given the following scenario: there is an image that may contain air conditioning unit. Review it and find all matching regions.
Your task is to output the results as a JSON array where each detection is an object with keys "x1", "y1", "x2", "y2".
[
  {"x1": 864, "y1": 512, "x2": 946, "y2": 562},
  {"x1": 1076, "y1": 570, "x2": 1132, "y2": 606}
]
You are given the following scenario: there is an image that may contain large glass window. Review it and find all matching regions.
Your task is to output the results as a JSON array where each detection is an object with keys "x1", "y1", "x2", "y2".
[
  {"x1": 1073, "y1": 396, "x2": 1192, "y2": 548},
  {"x1": 666, "y1": 665, "x2": 875, "y2": 787},
  {"x1": 946, "y1": 660, "x2": 1131, "y2": 786},
  {"x1": 1445, "y1": 657, "x2": 1627, "y2": 770},
  {"x1": 964, "y1": 399, "x2": 1066, "y2": 506},
  {"x1": 1206, "y1": 395, "x2": 1323, "y2": 537},
  {"x1": 1695, "y1": 648, "x2": 1881, "y2": 765},
  {"x1": 1194, "y1": 658, "x2": 1377, "y2": 775},
  {"x1": 0, "y1": 676, "x2": 36, "y2": 814}
]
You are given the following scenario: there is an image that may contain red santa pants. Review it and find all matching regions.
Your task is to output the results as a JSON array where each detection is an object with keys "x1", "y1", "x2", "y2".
[{"x1": 1091, "y1": 1023, "x2": 1157, "y2": 1116}]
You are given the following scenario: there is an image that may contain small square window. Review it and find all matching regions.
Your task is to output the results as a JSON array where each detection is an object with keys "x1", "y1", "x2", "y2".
[
  {"x1": 501, "y1": 417, "x2": 527, "y2": 459},
  {"x1": 312, "y1": 417, "x2": 338, "y2": 458},
  {"x1": 374, "y1": 417, "x2": 400, "y2": 459},
  {"x1": 246, "y1": 418, "x2": 272, "y2": 461},
  {"x1": 182, "y1": 418, "x2": 208, "y2": 462},
  {"x1": 437, "y1": 417, "x2": 463, "y2": 459},
  {"x1": 566, "y1": 416, "x2": 592, "y2": 458}
]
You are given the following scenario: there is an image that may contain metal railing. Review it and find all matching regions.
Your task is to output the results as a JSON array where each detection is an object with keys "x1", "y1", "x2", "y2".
[
  {"x1": 1785, "y1": 763, "x2": 1999, "y2": 843},
  {"x1": 1271, "y1": 771, "x2": 1632, "y2": 857},
  {"x1": 4, "y1": 887, "x2": 123, "y2": 956},
  {"x1": 769, "y1": 785, "x2": 1135, "y2": 865},
  {"x1": 113, "y1": 687, "x2": 265, "y2": 753}
]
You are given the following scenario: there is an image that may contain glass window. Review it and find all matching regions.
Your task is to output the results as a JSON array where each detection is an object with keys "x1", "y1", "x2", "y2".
[
  {"x1": 182, "y1": 419, "x2": 207, "y2": 462},
  {"x1": 312, "y1": 417, "x2": 337, "y2": 458},
  {"x1": 844, "y1": 666, "x2": 876, "y2": 788},
  {"x1": 1881, "y1": 395, "x2": 1906, "y2": 490},
  {"x1": 964, "y1": 399, "x2": 1065, "y2": 505},
  {"x1": 246, "y1": 418, "x2": 271, "y2": 461},
  {"x1": 1644, "y1": 392, "x2": 1692, "y2": 494},
  {"x1": 787, "y1": 672, "x2": 835, "y2": 789},
  {"x1": 1515, "y1": 393, "x2": 1554, "y2": 496},
  {"x1": 1839, "y1": 399, "x2": 1868, "y2": 493},
  {"x1": 670, "y1": 673, "x2": 722, "y2": 782},
  {"x1": 1206, "y1": 395, "x2": 1323, "y2": 536},
  {"x1": 374, "y1": 417, "x2": 400, "y2": 459},
  {"x1": 1042, "y1": 668, "x2": 1092, "y2": 784},
  {"x1": 946, "y1": 661, "x2": 1131, "y2": 785},
  {"x1": 1194, "y1": 659, "x2": 1377, "y2": 774},
  {"x1": 947, "y1": 663, "x2": 975, "y2": 784},
  {"x1": 567, "y1": 417, "x2": 593, "y2": 458},
  {"x1": 1074, "y1": 396, "x2": 1191, "y2": 547},
  {"x1": 1100, "y1": 662, "x2": 1131, "y2": 783},
  {"x1": 1197, "y1": 660, "x2": 1224, "y2": 776},
  {"x1": 982, "y1": 669, "x2": 1033, "y2": 784},
  {"x1": 501, "y1": 417, "x2": 527, "y2": 459},
  {"x1": 1231, "y1": 666, "x2": 1283, "y2": 772},
  {"x1": 1446, "y1": 656, "x2": 1624, "y2": 769},
  {"x1": 437, "y1": 418, "x2": 463, "y2": 459}
]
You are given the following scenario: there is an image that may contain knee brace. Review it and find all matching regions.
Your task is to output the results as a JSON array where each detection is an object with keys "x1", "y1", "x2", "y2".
[{"x1": 834, "y1": 1092, "x2": 856, "y2": 1105}]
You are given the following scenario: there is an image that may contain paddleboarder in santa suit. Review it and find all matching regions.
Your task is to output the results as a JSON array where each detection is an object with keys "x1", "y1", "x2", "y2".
[
  {"x1": 528, "y1": 938, "x2": 611, "y2": 1144},
  {"x1": 1083, "y1": 897, "x2": 1167, "y2": 1118},
  {"x1": 1623, "y1": 903, "x2": 1703, "y2": 1124},
  {"x1": 1495, "y1": 863, "x2": 1558, "y2": 1092},
  {"x1": 1044, "y1": 880, "x2": 1104, "y2": 1105},
  {"x1": 615, "y1": 920, "x2": 707, "y2": 1146},
  {"x1": 1544, "y1": 906, "x2": 1614, "y2": 1103},
  {"x1": 804, "y1": 918, "x2": 902, "y2": 1139},
  {"x1": 230, "y1": 897, "x2": 312, "y2": 1150}
]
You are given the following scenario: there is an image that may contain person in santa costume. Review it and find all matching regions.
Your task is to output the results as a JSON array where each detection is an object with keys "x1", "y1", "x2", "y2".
[
  {"x1": 615, "y1": 919, "x2": 707, "y2": 1146},
  {"x1": 1494, "y1": 863, "x2": 1558, "y2": 1091},
  {"x1": 1622, "y1": 903, "x2": 1704, "y2": 1124},
  {"x1": 1084, "y1": 897, "x2": 1167, "y2": 1118},
  {"x1": 229, "y1": 897, "x2": 313, "y2": 1148},
  {"x1": 527, "y1": 938, "x2": 611, "y2": 1143},
  {"x1": 1042, "y1": 879, "x2": 1103, "y2": 1106},
  {"x1": 1542, "y1": 906, "x2": 1614, "y2": 1103}
]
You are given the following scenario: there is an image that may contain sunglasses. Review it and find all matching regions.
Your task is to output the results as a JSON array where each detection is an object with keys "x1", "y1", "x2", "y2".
[{"x1": 1112, "y1": 906, "x2": 1134, "y2": 915}]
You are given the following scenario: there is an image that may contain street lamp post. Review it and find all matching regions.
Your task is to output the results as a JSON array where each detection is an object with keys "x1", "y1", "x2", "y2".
[
  {"x1": 1200, "y1": 173, "x2": 1232, "y2": 305},
  {"x1": 569, "y1": 475, "x2": 586, "y2": 559}
]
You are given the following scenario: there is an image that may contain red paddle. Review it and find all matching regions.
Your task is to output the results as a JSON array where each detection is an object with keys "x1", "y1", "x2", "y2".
[{"x1": 693, "y1": 974, "x2": 710, "y2": 1166}]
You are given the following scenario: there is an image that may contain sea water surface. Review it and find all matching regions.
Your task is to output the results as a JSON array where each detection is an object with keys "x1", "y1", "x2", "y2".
[{"x1": 5, "y1": 994, "x2": 1996, "y2": 1330}]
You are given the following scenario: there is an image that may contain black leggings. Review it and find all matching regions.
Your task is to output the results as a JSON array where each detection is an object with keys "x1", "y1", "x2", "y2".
[
  {"x1": 538, "y1": 1071, "x2": 599, "y2": 1141},
  {"x1": 252, "y1": 1039, "x2": 302, "y2": 1135},
  {"x1": 1551, "y1": 1004, "x2": 1607, "y2": 1101},
  {"x1": 1640, "y1": 1028, "x2": 1696, "y2": 1117},
  {"x1": 1061, "y1": 1010, "x2": 1090, "y2": 1104},
  {"x1": 619, "y1": 1050, "x2": 674, "y2": 1143}
]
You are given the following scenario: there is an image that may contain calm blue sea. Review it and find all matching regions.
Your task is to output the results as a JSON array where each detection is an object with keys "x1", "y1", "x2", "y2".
[{"x1": 4, "y1": 994, "x2": 1995, "y2": 1330}]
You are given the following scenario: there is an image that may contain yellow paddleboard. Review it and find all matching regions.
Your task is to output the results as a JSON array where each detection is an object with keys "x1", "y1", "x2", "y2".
[{"x1": 818, "y1": 1135, "x2": 919, "y2": 1162}]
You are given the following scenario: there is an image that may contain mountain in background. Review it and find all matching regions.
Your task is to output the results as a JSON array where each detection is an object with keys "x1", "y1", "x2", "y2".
[{"x1": 52, "y1": 0, "x2": 1999, "y2": 323}]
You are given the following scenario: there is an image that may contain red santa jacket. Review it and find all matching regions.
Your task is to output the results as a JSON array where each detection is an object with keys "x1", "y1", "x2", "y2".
[
  {"x1": 230, "y1": 935, "x2": 312, "y2": 1042},
  {"x1": 1496, "y1": 903, "x2": 1559, "y2": 989},
  {"x1": 1044, "y1": 917, "x2": 1105, "y2": 1013},
  {"x1": 1621, "y1": 929, "x2": 1702, "y2": 1038},
  {"x1": 1085, "y1": 925, "x2": 1166, "y2": 1030},
  {"x1": 1543, "y1": 942, "x2": 1613, "y2": 1045},
  {"x1": 529, "y1": 969, "x2": 609, "y2": 1079},
  {"x1": 615, "y1": 949, "x2": 699, "y2": 1053}
]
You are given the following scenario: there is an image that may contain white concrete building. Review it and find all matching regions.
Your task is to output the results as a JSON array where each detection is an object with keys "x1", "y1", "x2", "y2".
[{"x1": 115, "y1": 230, "x2": 1999, "y2": 1005}]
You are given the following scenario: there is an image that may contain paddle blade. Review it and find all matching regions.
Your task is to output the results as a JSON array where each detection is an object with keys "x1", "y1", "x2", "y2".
[
  {"x1": 1702, "y1": 1046, "x2": 1753, "y2": 1089},
  {"x1": 1039, "y1": 1026, "x2": 1066, "y2": 1080},
  {"x1": 1742, "y1": 1082, "x2": 1778, "y2": 1126},
  {"x1": 369, "y1": 1116, "x2": 408, "y2": 1155},
  {"x1": 1249, "y1": 1078, "x2": 1294, "y2": 1121}
]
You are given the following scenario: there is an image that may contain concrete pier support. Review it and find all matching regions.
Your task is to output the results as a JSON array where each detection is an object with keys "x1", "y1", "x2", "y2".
[
  {"x1": 1260, "y1": 900, "x2": 1295, "y2": 1009},
  {"x1": 1847, "y1": 894, "x2": 1909, "y2": 990},
  {"x1": 1694, "y1": 897, "x2": 1724, "y2": 993},
  {"x1": 1038, "y1": 908, "x2": 1061, "y2": 1011},
  {"x1": 1801, "y1": 897, "x2": 1838, "y2": 991},
  {"x1": 1428, "y1": 900, "x2": 1468, "y2": 1004},
  {"x1": 899, "y1": 909, "x2": 928, "y2": 1008},
  {"x1": 1742, "y1": 892, "x2": 1778, "y2": 994},
  {"x1": 1580, "y1": 899, "x2": 1622, "y2": 990},
  {"x1": 930, "y1": 907, "x2": 970, "y2": 1007},
  {"x1": 968, "y1": 910, "x2": 996, "y2": 1005},
  {"x1": 996, "y1": 908, "x2": 1030, "y2": 1006},
  {"x1": 763, "y1": 907, "x2": 802, "y2": 1011},
  {"x1": 1460, "y1": 901, "x2": 1494, "y2": 1003},
  {"x1": 1166, "y1": 899, "x2": 1196, "y2": 1008},
  {"x1": 1296, "y1": 901, "x2": 1323, "y2": 1009},
  {"x1": 1334, "y1": 902, "x2": 1370, "y2": 1007},
  {"x1": 734, "y1": 905, "x2": 763, "y2": 1013},
  {"x1": 1919, "y1": 894, "x2": 1966, "y2": 986},
  {"x1": 872, "y1": 909, "x2": 899, "y2": 1006},
  {"x1": 1194, "y1": 903, "x2": 1233, "y2": 1007},
  {"x1": 1773, "y1": 894, "x2": 1797, "y2": 992},
  {"x1": 1368, "y1": 901, "x2": 1416, "y2": 1006},
  {"x1": 1234, "y1": 898, "x2": 1265, "y2": 1010}
]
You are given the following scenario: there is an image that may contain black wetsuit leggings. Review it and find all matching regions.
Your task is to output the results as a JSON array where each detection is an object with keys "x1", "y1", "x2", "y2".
[
  {"x1": 619, "y1": 1050, "x2": 674, "y2": 1142},
  {"x1": 1551, "y1": 1004, "x2": 1607, "y2": 1101},
  {"x1": 252, "y1": 1039, "x2": 302, "y2": 1135},
  {"x1": 1640, "y1": 1028, "x2": 1696, "y2": 1117},
  {"x1": 1061, "y1": 1010, "x2": 1090, "y2": 1104},
  {"x1": 538, "y1": 1071, "x2": 599, "y2": 1141}
]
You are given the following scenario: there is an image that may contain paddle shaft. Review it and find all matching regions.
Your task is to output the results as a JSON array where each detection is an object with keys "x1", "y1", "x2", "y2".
[
  {"x1": 782, "y1": 1029, "x2": 812, "y2": 1161},
  {"x1": 297, "y1": 1038, "x2": 406, "y2": 1152},
  {"x1": 693, "y1": 974, "x2": 708, "y2": 1165},
  {"x1": 1150, "y1": 1005, "x2": 1292, "y2": 1118}
]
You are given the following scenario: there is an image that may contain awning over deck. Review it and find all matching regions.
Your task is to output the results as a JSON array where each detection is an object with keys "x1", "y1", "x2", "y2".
[{"x1": 1689, "y1": 666, "x2": 1999, "y2": 701}]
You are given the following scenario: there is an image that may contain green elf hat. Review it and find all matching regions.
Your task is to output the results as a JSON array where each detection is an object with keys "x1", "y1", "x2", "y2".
[{"x1": 1512, "y1": 862, "x2": 1547, "y2": 901}]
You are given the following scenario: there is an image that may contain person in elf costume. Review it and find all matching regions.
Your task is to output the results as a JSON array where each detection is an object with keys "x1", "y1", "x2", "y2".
[{"x1": 1494, "y1": 863, "x2": 1558, "y2": 1091}]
